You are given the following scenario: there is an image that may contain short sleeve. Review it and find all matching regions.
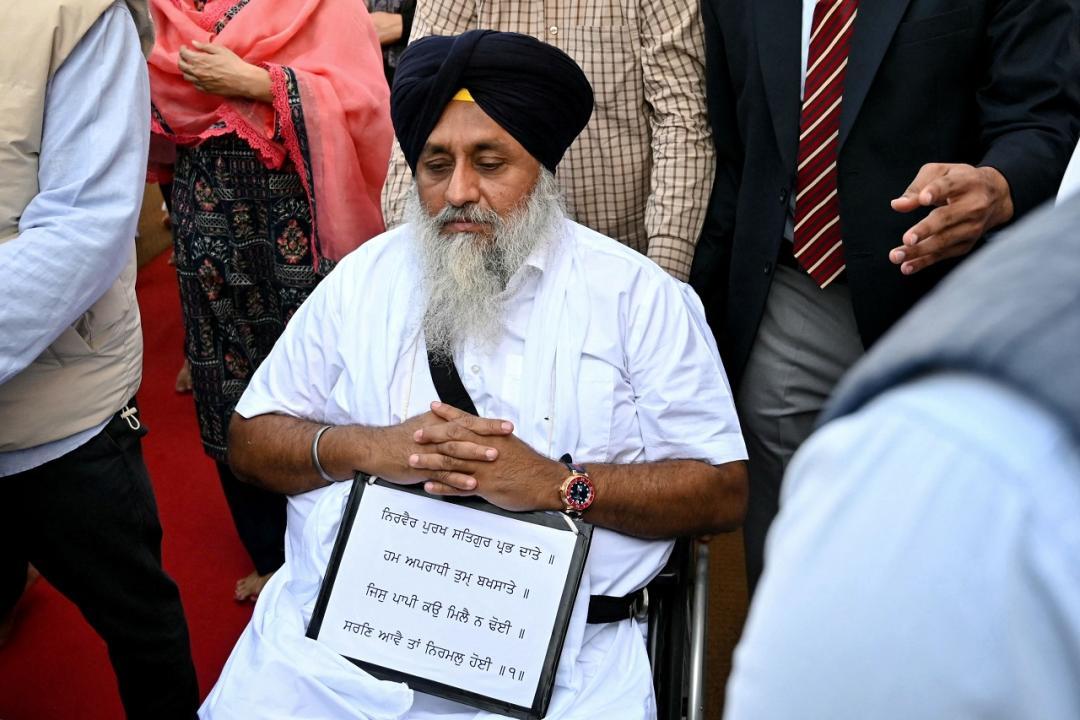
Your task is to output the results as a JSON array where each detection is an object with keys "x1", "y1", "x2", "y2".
[
  {"x1": 626, "y1": 273, "x2": 747, "y2": 465},
  {"x1": 234, "y1": 264, "x2": 347, "y2": 423}
]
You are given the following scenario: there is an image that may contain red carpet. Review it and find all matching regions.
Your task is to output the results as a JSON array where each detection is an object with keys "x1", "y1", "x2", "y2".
[{"x1": 0, "y1": 252, "x2": 255, "y2": 719}]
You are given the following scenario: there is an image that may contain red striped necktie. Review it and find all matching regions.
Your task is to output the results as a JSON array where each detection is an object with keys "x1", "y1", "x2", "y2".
[{"x1": 793, "y1": 0, "x2": 859, "y2": 289}]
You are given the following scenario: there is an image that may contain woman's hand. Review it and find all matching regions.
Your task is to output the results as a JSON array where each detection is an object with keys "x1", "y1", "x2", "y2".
[{"x1": 178, "y1": 41, "x2": 272, "y2": 102}]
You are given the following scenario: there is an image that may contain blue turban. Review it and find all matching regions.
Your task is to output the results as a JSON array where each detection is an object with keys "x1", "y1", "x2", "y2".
[{"x1": 390, "y1": 30, "x2": 594, "y2": 174}]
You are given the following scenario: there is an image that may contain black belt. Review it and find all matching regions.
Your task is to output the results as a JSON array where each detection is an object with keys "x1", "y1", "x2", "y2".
[
  {"x1": 587, "y1": 589, "x2": 646, "y2": 624},
  {"x1": 776, "y1": 240, "x2": 802, "y2": 270}
]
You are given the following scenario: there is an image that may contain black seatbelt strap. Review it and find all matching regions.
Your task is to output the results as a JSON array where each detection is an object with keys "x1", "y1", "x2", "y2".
[
  {"x1": 426, "y1": 348, "x2": 479, "y2": 416},
  {"x1": 425, "y1": 347, "x2": 637, "y2": 624}
]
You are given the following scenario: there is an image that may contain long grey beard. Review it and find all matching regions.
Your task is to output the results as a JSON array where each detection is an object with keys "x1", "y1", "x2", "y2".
[{"x1": 407, "y1": 170, "x2": 564, "y2": 359}]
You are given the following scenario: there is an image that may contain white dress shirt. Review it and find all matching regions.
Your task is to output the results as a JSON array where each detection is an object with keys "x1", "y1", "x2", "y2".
[
  {"x1": 726, "y1": 372, "x2": 1080, "y2": 719},
  {"x1": 201, "y1": 219, "x2": 746, "y2": 719},
  {"x1": 0, "y1": 2, "x2": 148, "y2": 474},
  {"x1": 780, "y1": 0, "x2": 825, "y2": 240},
  {"x1": 801, "y1": 0, "x2": 817, "y2": 98},
  {"x1": 1057, "y1": 139, "x2": 1080, "y2": 204}
]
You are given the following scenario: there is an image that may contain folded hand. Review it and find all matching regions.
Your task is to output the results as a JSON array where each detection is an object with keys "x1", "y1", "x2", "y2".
[
  {"x1": 408, "y1": 402, "x2": 563, "y2": 512},
  {"x1": 178, "y1": 41, "x2": 267, "y2": 100}
]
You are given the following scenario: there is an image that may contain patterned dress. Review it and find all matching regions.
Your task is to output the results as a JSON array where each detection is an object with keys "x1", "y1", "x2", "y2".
[{"x1": 171, "y1": 130, "x2": 330, "y2": 460}]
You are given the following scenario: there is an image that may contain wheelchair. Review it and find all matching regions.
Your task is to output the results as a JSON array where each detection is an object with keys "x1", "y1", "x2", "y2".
[{"x1": 644, "y1": 538, "x2": 711, "y2": 720}]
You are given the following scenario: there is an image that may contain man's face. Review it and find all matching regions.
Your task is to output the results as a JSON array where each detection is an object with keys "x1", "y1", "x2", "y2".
[{"x1": 415, "y1": 101, "x2": 542, "y2": 240}]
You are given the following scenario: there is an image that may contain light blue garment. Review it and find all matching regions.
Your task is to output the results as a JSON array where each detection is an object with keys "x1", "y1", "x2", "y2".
[
  {"x1": 726, "y1": 372, "x2": 1080, "y2": 720},
  {"x1": 0, "y1": 2, "x2": 149, "y2": 476}
]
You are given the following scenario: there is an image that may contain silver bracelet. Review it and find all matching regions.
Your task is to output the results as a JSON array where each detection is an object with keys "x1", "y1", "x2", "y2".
[{"x1": 310, "y1": 425, "x2": 338, "y2": 483}]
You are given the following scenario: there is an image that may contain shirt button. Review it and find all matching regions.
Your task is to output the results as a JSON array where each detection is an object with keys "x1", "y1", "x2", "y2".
[
  {"x1": 763, "y1": 261, "x2": 773, "y2": 275},
  {"x1": 470, "y1": 365, "x2": 481, "y2": 374},
  {"x1": 779, "y1": 188, "x2": 789, "y2": 205},
  {"x1": 548, "y1": 25, "x2": 559, "y2": 36}
]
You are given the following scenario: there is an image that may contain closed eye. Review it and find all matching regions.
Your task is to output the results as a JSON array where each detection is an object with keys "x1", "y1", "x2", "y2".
[{"x1": 423, "y1": 161, "x2": 452, "y2": 175}]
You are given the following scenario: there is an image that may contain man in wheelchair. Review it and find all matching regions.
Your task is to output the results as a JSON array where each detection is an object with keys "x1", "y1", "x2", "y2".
[{"x1": 198, "y1": 30, "x2": 747, "y2": 720}]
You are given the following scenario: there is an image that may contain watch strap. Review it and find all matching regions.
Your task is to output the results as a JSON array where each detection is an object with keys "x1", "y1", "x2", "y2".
[{"x1": 558, "y1": 453, "x2": 586, "y2": 475}]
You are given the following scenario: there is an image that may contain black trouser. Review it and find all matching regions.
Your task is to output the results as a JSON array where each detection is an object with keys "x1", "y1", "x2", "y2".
[
  {"x1": 160, "y1": 181, "x2": 174, "y2": 214},
  {"x1": 216, "y1": 461, "x2": 286, "y2": 576},
  {"x1": 0, "y1": 401, "x2": 199, "y2": 719}
]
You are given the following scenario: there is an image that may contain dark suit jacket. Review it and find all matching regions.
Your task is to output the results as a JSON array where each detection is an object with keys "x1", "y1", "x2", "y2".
[{"x1": 693, "y1": 0, "x2": 1080, "y2": 386}]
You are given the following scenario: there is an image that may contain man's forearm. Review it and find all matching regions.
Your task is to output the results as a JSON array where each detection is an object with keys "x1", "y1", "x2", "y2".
[
  {"x1": 411, "y1": 404, "x2": 748, "y2": 537},
  {"x1": 517, "y1": 455, "x2": 747, "y2": 538},
  {"x1": 229, "y1": 413, "x2": 394, "y2": 494},
  {"x1": 580, "y1": 459, "x2": 746, "y2": 538},
  {"x1": 229, "y1": 413, "x2": 336, "y2": 493},
  {"x1": 231, "y1": 412, "x2": 748, "y2": 537},
  {"x1": 229, "y1": 406, "x2": 488, "y2": 494},
  {"x1": 640, "y1": 0, "x2": 715, "y2": 280}
]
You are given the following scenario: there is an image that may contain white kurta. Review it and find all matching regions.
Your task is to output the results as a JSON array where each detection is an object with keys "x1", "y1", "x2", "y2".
[
  {"x1": 727, "y1": 373, "x2": 1080, "y2": 719},
  {"x1": 201, "y1": 219, "x2": 746, "y2": 719}
]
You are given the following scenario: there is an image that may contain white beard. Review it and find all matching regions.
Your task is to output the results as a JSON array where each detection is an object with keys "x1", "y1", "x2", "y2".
[{"x1": 407, "y1": 169, "x2": 565, "y2": 359}]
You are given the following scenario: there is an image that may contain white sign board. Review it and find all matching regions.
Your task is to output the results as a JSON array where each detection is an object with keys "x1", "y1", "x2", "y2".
[{"x1": 307, "y1": 478, "x2": 592, "y2": 719}]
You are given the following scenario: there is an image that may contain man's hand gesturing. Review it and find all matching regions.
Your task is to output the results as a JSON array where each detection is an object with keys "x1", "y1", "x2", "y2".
[{"x1": 889, "y1": 163, "x2": 1014, "y2": 275}]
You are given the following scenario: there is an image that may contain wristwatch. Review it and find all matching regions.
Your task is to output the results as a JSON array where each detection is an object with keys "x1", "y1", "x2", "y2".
[{"x1": 558, "y1": 458, "x2": 595, "y2": 517}]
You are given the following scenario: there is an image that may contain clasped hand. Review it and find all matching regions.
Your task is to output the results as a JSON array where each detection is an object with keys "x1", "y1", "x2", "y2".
[
  {"x1": 383, "y1": 402, "x2": 562, "y2": 512},
  {"x1": 178, "y1": 41, "x2": 261, "y2": 98}
]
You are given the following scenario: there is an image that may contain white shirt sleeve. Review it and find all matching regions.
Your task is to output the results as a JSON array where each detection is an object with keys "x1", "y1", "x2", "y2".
[
  {"x1": 0, "y1": 3, "x2": 149, "y2": 384},
  {"x1": 725, "y1": 372, "x2": 1080, "y2": 720},
  {"x1": 234, "y1": 258, "x2": 348, "y2": 422},
  {"x1": 626, "y1": 273, "x2": 747, "y2": 465},
  {"x1": 1056, "y1": 140, "x2": 1080, "y2": 204}
]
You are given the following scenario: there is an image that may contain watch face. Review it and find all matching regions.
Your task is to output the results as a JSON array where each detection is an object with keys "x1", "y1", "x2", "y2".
[{"x1": 566, "y1": 476, "x2": 594, "y2": 511}]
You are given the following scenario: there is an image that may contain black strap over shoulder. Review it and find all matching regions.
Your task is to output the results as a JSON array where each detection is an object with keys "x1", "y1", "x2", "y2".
[
  {"x1": 427, "y1": 348, "x2": 479, "y2": 416},
  {"x1": 426, "y1": 347, "x2": 636, "y2": 624}
]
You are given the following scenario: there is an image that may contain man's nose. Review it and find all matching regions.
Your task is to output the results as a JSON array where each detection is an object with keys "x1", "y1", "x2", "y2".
[{"x1": 444, "y1": 164, "x2": 481, "y2": 208}]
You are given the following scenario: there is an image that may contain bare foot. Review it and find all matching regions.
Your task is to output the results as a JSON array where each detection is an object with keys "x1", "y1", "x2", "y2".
[
  {"x1": 0, "y1": 566, "x2": 41, "y2": 647},
  {"x1": 175, "y1": 359, "x2": 193, "y2": 394},
  {"x1": 234, "y1": 570, "x2": 275, "y2": 603}
]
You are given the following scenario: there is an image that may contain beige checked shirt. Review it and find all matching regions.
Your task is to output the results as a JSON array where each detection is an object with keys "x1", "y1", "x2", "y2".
[{"x1": 380, "y1": 0, "x2": 715, "y2": 280}]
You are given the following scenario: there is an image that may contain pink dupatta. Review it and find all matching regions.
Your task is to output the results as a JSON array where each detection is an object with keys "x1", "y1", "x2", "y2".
[{"x1": 148, "y1": 0, "x2": 394, "y2": 267}]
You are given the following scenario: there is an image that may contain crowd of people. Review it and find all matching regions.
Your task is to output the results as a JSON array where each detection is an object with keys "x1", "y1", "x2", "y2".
[{"x1": 0, "y1": 0, "x2": 1078, "y2": 718}]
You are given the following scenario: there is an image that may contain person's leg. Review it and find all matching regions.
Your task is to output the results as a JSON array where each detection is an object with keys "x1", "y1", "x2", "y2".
[
  {"x1": 172, "y1": 137, "x2": 290, "y2": 600},
  {"x1": 0, "y1": 515, "x2": 29, "y2": 645},
  {"x1": 160, "y1": 181, "x2": 174, "y2": 216},
  {"x1": 17, "y1": 403, "x2": 199, "y2": 719},
  {"x1": 738, "y1": 265, "x2": 863, "y2": 594},
  {"x1": 175, "y1": 358, "x2": 192, "y2": 393},
  {"x1": 216, "y1": 461, "x2": 286, "y2": 600},
  {"x1": 0, "y1": 563, "x2": 41, "y2": 646},
  {"x1": 0, "y1": 554, "x2": 27, "y2": 617}
]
